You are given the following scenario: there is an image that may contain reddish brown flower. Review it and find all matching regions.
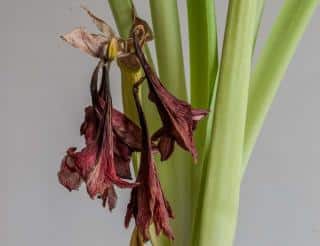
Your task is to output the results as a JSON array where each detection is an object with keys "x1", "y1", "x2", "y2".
[
  {"x1": 125, "y1": 84, "x2": 174, "y2": 241},
  {"x1": 58, "y1": 62, "x2": 139, "y2": 210},
  {"x1": 132, "y1": 31, "x2": 208, "y2": 162},
  {"x1": 79, "y1": 105, "x2": 142, "y2": 180}
]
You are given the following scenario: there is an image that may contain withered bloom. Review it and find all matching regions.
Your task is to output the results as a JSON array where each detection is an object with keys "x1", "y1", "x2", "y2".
[
  {"x1": 125, "y1": 83, "x2": 174, "y2": 241},
  {"x1": 132, "y1": 30, "x2": 208, "y2": 162},
  {"x1": 58, "y1": 62, "x2": 139, "y2": 210}
]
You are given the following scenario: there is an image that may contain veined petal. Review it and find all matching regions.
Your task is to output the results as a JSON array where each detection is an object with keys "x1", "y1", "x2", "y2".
[{"x1": 133, "y1": 31, "x2": 208, "y2": 161}]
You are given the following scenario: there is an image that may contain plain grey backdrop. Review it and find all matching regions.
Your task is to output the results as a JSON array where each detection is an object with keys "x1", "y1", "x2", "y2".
[{"x1": 2, "y1": 0, "x2": 319, "y2": 245}]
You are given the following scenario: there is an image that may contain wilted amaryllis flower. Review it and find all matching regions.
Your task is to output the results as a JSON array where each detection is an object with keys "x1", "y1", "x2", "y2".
[
  {"x1": 132, "y1": 30, "x2": 208, "y2": 162},
  {"x1": 125, "y1": 83, "x2": 174, "y2": 241},
  {"x1": 58, "y1": 61, "x2": 140, "y2": 211}
]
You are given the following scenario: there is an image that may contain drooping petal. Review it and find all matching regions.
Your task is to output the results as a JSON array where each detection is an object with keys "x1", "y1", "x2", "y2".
[
  {"x1": 100, "y1": 186, "x2": 117, "y2": 211},
  {"x1": 92, "y1": 63, "x2": 137, "y2": 191},
  {"x1": 113, "y1": 135, "x2": 132, "y2": 180},
  {"x1": 58, "y1": 147, "x2": 82, "y2": 191},
  {"x1": 79, "y1": 105, "x2": 141, "y2": 180},
  {"x1": 61, "y1": 28, "x2": 108, "y2": 58},
  {"x1": 80, "y1": 106, "x2": 98, "y2": 144},
  {"x1": 125, "y1": 84, "x2": 174, "y2": 241},
  {"x1": 112, "y1": 108, "x2": 142, "y2": 151},
  {"x1": 133, "y1": 32, "x2": 208, "y2": 161},
  {"x1": 130, "y1": 7, "x2": 153, "y2": 44}
]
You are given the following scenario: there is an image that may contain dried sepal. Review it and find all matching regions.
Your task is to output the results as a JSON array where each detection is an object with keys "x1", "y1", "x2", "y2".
[
  {"x1": 81, "y1": 5, "x2": 116, "y2": 40},
  {"x1": 61, "y1": 28, "x2": 108, "y2": 58}
]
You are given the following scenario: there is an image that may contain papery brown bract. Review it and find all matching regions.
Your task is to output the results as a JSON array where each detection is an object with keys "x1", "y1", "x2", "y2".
[
  {"x1": 133, "y1": 32, "x2": 208, "y2": 162},
  {"x1": 61, "y1": 28, "x2": 109, "y2": 58},
  {"x1": 125, "y1": 85, "x2": 174, "y2": 241},
  {"x1": 81, "y1": 6, "x2": 116, "y2": 40}
]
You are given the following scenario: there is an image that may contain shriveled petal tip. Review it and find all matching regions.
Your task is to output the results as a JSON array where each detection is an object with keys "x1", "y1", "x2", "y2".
[
  {"x1": 61, "y1": 28, "x2": 108, "y2": 58},
  {"x1": 132, "y1": 16, "x2": 153, "y2": 42},
  {"x1": 100, "y1": 186, "x2": 117, "y2": 211},
  {"x1": 152, "y1": 128, "x2": 175, "y2": 161},
  {"x1": 192, "y1": 109, "x2": 209, "y2": 121},
  {"x1": 58, "y1": 148, "x2": 82, "y2": 191},
  {"x1": 158, "y1": 135, "x2": 175, "y2": 161},
  {"x1": 191, "y1": 109, "x2": 209, "y2": 131},
  {"x1": 130, "y1": 7, "x2": 153, "y2": 43},
  {"x1": 81, "y1": 5, "x2": 115, "y2": 40}
]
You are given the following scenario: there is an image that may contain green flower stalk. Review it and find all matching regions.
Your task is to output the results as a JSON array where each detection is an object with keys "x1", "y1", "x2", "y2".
[{"x1": 192, "y1": 1, "x2": 256, "y2": 246}]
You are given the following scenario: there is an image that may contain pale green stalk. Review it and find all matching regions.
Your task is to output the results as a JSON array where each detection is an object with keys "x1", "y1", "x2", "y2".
[
  {"x1": 108, "y1": 0, "x2": 132, "y2": 37},
  {"x1": 186, "y1": 0, "x2": 219, "y2": 214},
  {"x1": 242, "y1": 0, "x2": 319, "y2": 176},
  {"x1": 192, "y1": 1, "x2": 256, "y2": 246},
  {"x1": 187, "y1": 0, "x2": 218, "y2": 105},
  {"x1": 148, "y1": 1, "x2": 191, "y2": 246}
]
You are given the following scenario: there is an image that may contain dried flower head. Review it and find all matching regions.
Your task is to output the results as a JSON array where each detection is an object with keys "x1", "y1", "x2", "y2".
[
  {"x1": 125, "y1": 83, "x2": 174, "y2": 241},
  {"x1": 132, "y1": 30, "x2": 208, "y2": 162}
]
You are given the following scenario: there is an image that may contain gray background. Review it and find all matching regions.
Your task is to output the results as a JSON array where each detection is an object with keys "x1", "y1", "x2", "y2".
[{"x1": 2, "y1": 0, "x2": 319, "y2": 245}]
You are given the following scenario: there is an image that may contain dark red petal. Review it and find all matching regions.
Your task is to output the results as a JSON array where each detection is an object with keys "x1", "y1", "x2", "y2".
[
  {"x1": 58, "y1": 148, "x2": 82, "y2": 191},
  {"x1": 72, "y1": 143, "x2": 97, "y2": 179},
  {"x1": 80, "y1": 106, "x2": 98, "y2": 144},
  {"x1": 112, "y1": 108, "x2": 142, "y2": 151},
  {"x1": 125, "y1": 83, "x2": 174, "y2": 241},
  {"x1": 86, "y1": 159, "x2": 109, "y2": 198},
  {"x1": 114, "y1": 155, "x2": 132, "y2": 180},
  {"x1": 101, "y1": 186, "x2": 118, "y2": 211},
  {"x1": 133, "y1": 33, "x2": 207, "y2": 161},
  {"x1": 158, "y1": 134, "x2": 175, "y2": 161}
]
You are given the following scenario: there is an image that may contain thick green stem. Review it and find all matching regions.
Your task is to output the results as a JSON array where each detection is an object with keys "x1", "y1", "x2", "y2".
[
  {"x1": 149, "y1": 1, "x2": 187, "y2": 97},
  {"x1": 187, "y1": 0, "x2": 219, "y2": 215},
  {"x1": 148, "y1": 1, "x2": 191, "y2": 246},
  {"x1": 242, "y1": 0, "x2": 319, "y2": 176},
  {"x1": 108, "y1": 0, "x2": 133, "y2": 38},
  {"x1": 192, "y1": 1, "x2": 256, "y2": 246},
  {"x1": 187, "y1": 0, "x2": 218, "y2": 106}
]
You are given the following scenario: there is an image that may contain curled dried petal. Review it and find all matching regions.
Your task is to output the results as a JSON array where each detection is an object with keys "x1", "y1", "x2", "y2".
[
  {"x1": 125, "y1": 84, "x2": 174, "y2": 241},
  {"x1": 81, "y1": 6, "x2": 116, "y2": 40},
  {"x1": 58, "y1": 148, "x2": 82, "y2": 191},
  {"x1": 61, "y1": 28, "x2": 108, "y2": 58},
  {"x1": 132, "y1": 32, "x2": 208, "y2": 161}
]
